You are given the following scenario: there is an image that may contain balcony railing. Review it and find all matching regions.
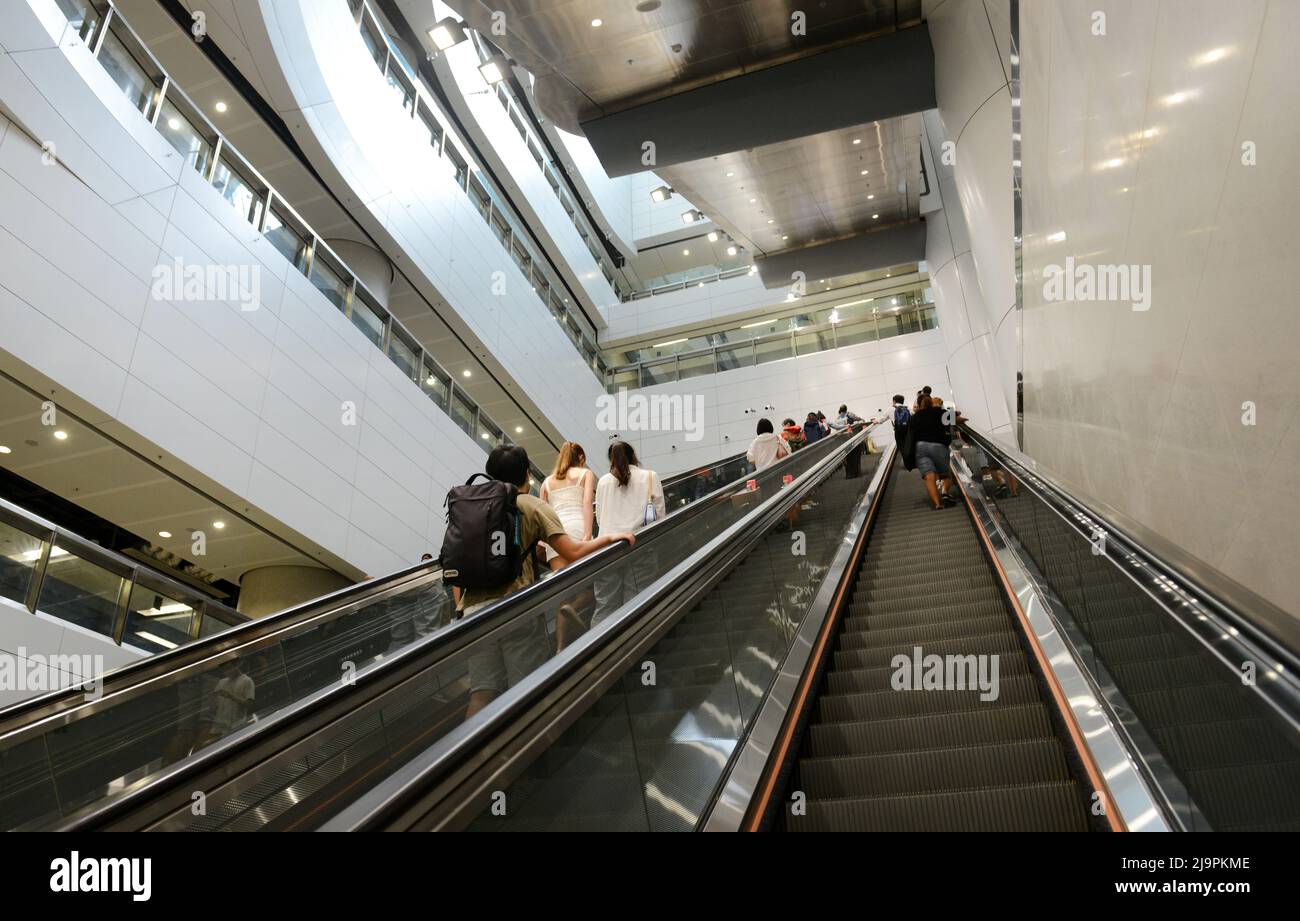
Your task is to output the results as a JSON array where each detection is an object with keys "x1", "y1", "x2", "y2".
[
  {"x1": 346, "y1": 0, "x2": 609, "y2": 382},
  {"x1": 605, "y1": 302, "x2": 938, "y2": 392},
  {"x1": 49, "y1": 0, "x2": 541, "y2": 476},
  {"x1": 0, "y1": 496, "x2": 246, "y2": 653}
]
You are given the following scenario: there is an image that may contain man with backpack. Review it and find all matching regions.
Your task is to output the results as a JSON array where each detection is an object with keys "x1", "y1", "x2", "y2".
[
  {"x1": 891, "y1": 394, "x2": 911, "y2": 446},
  {"x1": 441, "y1": 445, "x2": 635, "y2": 717}
]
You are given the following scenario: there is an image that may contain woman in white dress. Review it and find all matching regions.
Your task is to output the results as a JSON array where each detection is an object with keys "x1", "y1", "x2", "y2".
[
  {"x1": 539, "y1": 442, "x2": 596, "y2": 572},
  {"x1": 592, "y1": 442, "x2": 665, "y2": 627}
]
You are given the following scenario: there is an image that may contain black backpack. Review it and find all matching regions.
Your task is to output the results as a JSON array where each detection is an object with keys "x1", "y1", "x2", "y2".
[{"x1": 439, "y1": 474, "x2": 537, "y2": 590}]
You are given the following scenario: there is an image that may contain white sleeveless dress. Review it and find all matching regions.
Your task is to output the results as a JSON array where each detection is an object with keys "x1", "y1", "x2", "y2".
[{"x1": 542, "y1": 470, "x2": 591, "y2": 562}]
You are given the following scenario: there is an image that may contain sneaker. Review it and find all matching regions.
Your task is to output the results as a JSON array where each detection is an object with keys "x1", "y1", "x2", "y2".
[{"x1": 941, "y1": 494, "x2": 958, "y2": 506}]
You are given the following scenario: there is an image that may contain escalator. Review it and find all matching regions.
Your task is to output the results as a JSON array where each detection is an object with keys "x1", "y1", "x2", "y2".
[
  {"x1": 319, "y1": 425, "x2": 1299, "y2": 833},
  {"x1": 0, "y1": 438, "x2": 841, "y2": 830},
  {"x1": 782, "y1": 455, "x2": 1089, "y2": 831}
]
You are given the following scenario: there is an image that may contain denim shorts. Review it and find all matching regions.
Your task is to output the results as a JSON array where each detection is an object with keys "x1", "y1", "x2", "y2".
[{"x1": 916, "y1": 440, "x2": 952, "y2": 477}]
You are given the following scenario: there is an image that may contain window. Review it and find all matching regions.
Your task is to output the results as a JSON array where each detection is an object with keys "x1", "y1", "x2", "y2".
[
  {"x1": 445, "y1": 145, "x2": 468, "y2": 189},
  {"x1": 155, "y1": 95, "x2": 213, "y2": 175},
  {"x1": 37, "y1": 546, "x2": 126, "y2": 640},
  {"x1": 385, "y1": 64, "x2": 416, "y2": 114},
  {"x1": 263, "y1": 207, "x2": 309, "y2": 272},
  {"x1": 211, "y1": 155, "x2": 264, "y2": 227},
  {"x1": 97, "y1": 23, "x2": 158, "y2": 118},
  {"x1": 0, "y1": 520, "x2": 44, "y2": 606},
  {"x1": 421, "y1": 358, "x2": 449, "y2": 410},
  {"x1": 511, "y1": 240, "x2": 531, "y2": 275},
  {"x1": 468, "y1": 174, "x2": 490, "y2": 219},
  {"x1": 54, "y1": 0, "x2": 104, "y2": 43},
  {"x1": 417, "y1": 102, "x2": 443, "y2": 152},
  {"x1": 122, "y1": 584, "x2": 196, "y2": 653},
  {"x1": 350, "y1": 289, "x2": 387, "y2": 347},
  {"x1": 359, "y1": 12, "x2": 387, "y2": 71},
  {"x1": 310, "y1": 250, "x2": 350, "y2": 312},
  {"x1": 489, "y1": 210, "x2": 510, "y2": 246},
  {"x1": 387, "y1": 325, "x2": 420, "y2": 381},
  {"x1": 450, "y1": 388, "x2": 476, "y2": 437}
]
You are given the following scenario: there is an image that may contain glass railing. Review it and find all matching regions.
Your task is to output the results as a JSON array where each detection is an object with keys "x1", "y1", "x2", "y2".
[
  {"x1": 605, "y1": 300, "x2": 938, "y2": 391},
  {"x1": 0, "y1": 497, "x2": 245, "y2": 655},
  {"x1": 345, "y1": 0, "x2": 608, "y2": 382},
  {"x1": 47, "y1": 0, "x2": 559, "y2": 466},
  {"x1": 12, "y1": 435, "x2": 853, "y2": 830},
  {"x1": 958, "y1": 425, "x2": 1300, "y2": 831},
  {"x1": 465, "y1": 441, "x2": 884, "y2": 831}
]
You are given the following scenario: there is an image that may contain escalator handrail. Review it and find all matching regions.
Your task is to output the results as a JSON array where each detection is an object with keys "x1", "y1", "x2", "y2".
[
  {"x1": 960, "y1": 423, "x2": 1300, "y2": 676},
  {"x1": 51, "y1": 428, "x2": 874, "y2": 831},
  {"x1": 319, "y1": 426, "x2": 880, "y2": 831},
  {"x1": 705, "y1": 441, "x2": 899, "y2": 831},
  {"x1": 0, "y1": 441, "x2": 827, "y2": 740}
]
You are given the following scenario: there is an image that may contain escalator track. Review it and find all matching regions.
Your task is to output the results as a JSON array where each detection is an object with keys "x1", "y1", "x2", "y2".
[{"x1": 782, "y1": 455, "x2": 1092, "y2": 831}]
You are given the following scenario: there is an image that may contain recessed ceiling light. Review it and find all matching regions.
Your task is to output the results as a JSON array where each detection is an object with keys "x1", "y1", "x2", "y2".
[
  {"x1": 214, "y1": 101, "x2": 228, "y2": 113},
  {"x1": 591, "y1": 18, "x2": 603, "y2": 27},
  {"x1": 515, "y1": 426, "x2": 524, "y2": 434},
  {"x1": 852, "y1": 138, "x2": 861, "y2": 145},
  {"x1": 53, "y1": 430, "x2": 68, "y2": 440},
  {"x1": 213, "y1": 521, "x2": 226, "y2": 530},
  {"x1": 725, "y1": 171, "x2": 734, "y2": 178},
  {"x1": 782, "y1": 234, "x2": 788, "y2": 240},
  {"x1": 749, "y1": 198, "x2": 756, "y2": 204},
  {"x1": 872, "y1": 213, "x2": 879, "y2": 219},
  {"x1": 158, "y1": 531, "x2": 172, "y2": 539},
  {"x1": 462, "y1": 369, "x2": 472, "y2": 378},
  {"x1": 860, "y1": 169, "x2": 868, "y2": 175},
  {"x1": 481, "y1": 432, "x2": 490, "y2": 440},
  {"x1": 0, "y1": 446, "x2": 9, "y2": 454},
  {"x1": 682, "y1": 248, "x2": 690, "y2": 256},
  {"x1": 767, "y1": 219, "x2": 774, "y2": 224},
  {"x1": 867, "y1": 194, "x2": 874, "y2": 200}
]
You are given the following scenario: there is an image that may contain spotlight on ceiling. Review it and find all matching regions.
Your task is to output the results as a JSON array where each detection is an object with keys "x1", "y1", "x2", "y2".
[
  {"x1": 428, "y1": 18, "x2": 467, "y2": 51},
  {"x1": 707, "y1": 231, "x2": 719, "y2": 243},
  {"x1": 726, "y1": 244, "x2": 738, "y2": 257},
  {"x1": 649, "y1": 185, "x2": 673, "y2": 203},
  {"x1": 478, "y1": 54, "x2": 511, "y2": 85},
  {"x1": 680, "y1": 209, "x2": 704, "y2": 225}
]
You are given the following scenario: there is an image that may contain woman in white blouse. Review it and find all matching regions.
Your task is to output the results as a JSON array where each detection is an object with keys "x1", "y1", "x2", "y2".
[{"x1": 592, "y1": 442, "x2": 665, "y2": 626}]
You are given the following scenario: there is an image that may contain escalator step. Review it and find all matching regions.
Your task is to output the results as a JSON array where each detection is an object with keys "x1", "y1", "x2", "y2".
[
  {"x1": 798, "y1": 737, "x2": 1071, "y2": 799},
  {"x1": 786, "y1": 781, "x2": 1090, "y2": 832},
  {"x1": 832, "y1": 632, "x2": 1025, "y2": 671},
  {"x1": 847, "y1": 594, "x2": 1004, "y2": 622},
  {"x1": 823, "y1": 651, "x2": 1031, "y2": 696},
  {"x1": 806, "y1": 702, "x2": 1054, "y2": 758},
  {"x1": 838, "y1": 616, "x2": 1014, "y2": 650},
  {"x1": 817, "y1": 674, "x2": 1042, "y2": 722}
]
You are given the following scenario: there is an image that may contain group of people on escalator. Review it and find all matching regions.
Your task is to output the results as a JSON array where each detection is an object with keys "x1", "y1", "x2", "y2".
[{"x1": 892, "y1": 386, "x2": 1017, "y2": 510}]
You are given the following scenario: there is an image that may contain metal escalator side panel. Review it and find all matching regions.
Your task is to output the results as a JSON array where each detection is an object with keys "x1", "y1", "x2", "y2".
[
  {"x1": 318, "y1": 428, "x2": 882, "y2": 832},
  {"x1": 707, "y1": 445, "x2": 898, "y2": 832},
  {"x1": 952, "y1": 468, "x2": 1139, "y2": 832}
]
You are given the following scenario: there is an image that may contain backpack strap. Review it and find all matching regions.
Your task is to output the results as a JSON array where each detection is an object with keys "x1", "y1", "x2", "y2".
[{"x1": 464, "y1": 472, "x2": 491, "y2": 486}]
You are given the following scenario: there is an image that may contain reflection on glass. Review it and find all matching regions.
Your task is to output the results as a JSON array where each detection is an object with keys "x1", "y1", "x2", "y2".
[
  {"x1": 263, "y1": 208, "x2": 308, "y2": 271},
  {"x1": 0, "y1": 521, "x2": 44, "y2": 607},
  {"x1": 388, "y1": 331, "x2": 419, "y2": 381},
  {"x1": 211, "y1": 157, "x2": 263, "y2": 227},
  {"x1": 37, "y1": 548, "x2": 125, "y2": 639},
  {"x1": 96, "y1": 26, "x2": 155, "y2": 118},
  {"x1": 755, "y1": 333, "x2": 794, "y2": 365},
  {"x1": 350, "y1": 295, "x2": 386, "y2": 348},
  {"x1": 54, "y1": 0, "x2": 102, "y2": 40},
  {"x1": 310, "y1": 256, "x2": 349, "y2": 312},
  {"x1": 156, "y1": 96, "x2": 212, "y2": 175},
  {"x1": 450, "y1": 389, "x2": 476, "y2": 437},
  {"x1": 422, "y1": 361, "x2": 449, "y2": 410},
  {"x1": 122, "y1": 585, "x2": 195, "y2": 653}
]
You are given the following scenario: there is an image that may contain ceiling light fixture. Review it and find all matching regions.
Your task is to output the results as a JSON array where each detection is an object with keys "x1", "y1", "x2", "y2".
[
  {"x1": 707, "y1": 231, "x2": 719, "y2": 243},
  {"x1": 852, "y1": 138, "x2": 861, "y2": 145},
  {"x1": 681, "y1": 209, "x2": 704, "y2": 224},
  {"x1": 591, "y1": 18, "x2": 603, "y2": 27},
  {"x1": 515, "y1": 426, "x2": 524, "y2": 434},
  {"x1": 213, "y1": 520, "x2": 226, "y2": 529},
  {"x1": 428, "y1": 17, "x2": 468, "y2": 50},
  {"x1": 726, "y1": 245, "x2": 738, "y2": 256},
  {"x1": 478, "y1": 54, "x2": 511, "y2": 85},
  {"x1": 158, "y1": 531, "x2": 172, "y2": 539},
  {"x1": 0, "y1": 446, "x2": 9, "y2": 455},
  {"x1": 53, "y1": 430, "x2": 68, "y2": 440},
  {"x1": 214, "y1": 101, "x2": 228, "y2": 113},
  {"x1": 1047, "y1": 230, "x2": 1067, "y2": 243},
  {"x1": 682, "y1": 248, "x2": 690, "y2": 256},
  {"x1": 872, "y1": 213, "x2": 879, "y2": 219},
  {"x1": 462, "y1": 369, "x2": 472, "y2": 378},
  {"x1": 867, "y1": 193, "x2": 874, "y2": 200},
  {"x1": 649, "y1": 185, "x2": 673, "y2": 203}
]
